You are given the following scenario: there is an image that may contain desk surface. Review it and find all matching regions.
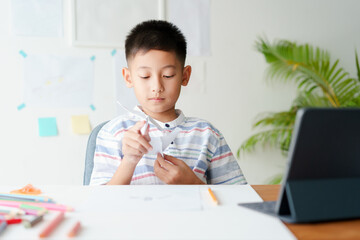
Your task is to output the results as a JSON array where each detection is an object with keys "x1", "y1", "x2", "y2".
[
  {"x1": 1, "y1": 185, "x2": 294, "y2": 240},
  {"x1": 252, "y1": 185, "x2": 360, "y2": 240}
]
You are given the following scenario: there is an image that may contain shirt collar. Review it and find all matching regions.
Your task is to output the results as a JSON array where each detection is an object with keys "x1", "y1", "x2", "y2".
[{"x1": 133, "y1": 105, "x2": 185, "y2": 129}]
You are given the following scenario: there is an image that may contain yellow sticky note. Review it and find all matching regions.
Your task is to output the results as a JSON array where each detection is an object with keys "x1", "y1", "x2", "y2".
[{"x1": 71, "y1": 115, "x2": 91, "y2": 134}]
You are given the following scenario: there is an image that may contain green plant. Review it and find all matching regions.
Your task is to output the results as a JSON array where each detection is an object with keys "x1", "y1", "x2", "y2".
[{"x1": 238, "y1": 37, "x2": 360, "y2": 158}]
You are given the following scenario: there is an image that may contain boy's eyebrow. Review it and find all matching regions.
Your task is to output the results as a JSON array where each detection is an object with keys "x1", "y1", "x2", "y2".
[
  {"x1": 137, "y1": 65, "x2": 176, "y2": 70},
  {"x1": 161, "y1": 65, "x2": 176, "y2": 69}
]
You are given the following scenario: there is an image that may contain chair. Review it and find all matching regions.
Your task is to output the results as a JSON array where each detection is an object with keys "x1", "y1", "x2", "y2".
[{"x1": 83, "y1": 121, "x2": 109, "y2": 185}]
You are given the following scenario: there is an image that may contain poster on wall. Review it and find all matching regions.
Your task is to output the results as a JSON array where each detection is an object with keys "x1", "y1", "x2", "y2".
[
  {"x1": 71, "y1": 0, "x2": 161, "y2": 47},
  {"x1": 11, "y1": 0, "x2": 63, "y2": 37},
  {"x1": 22, "y1": 54, "x2": 94, "y2": 108},
  {"x1": 167, "y1": 0, "x2": 211, "y2": 56}
]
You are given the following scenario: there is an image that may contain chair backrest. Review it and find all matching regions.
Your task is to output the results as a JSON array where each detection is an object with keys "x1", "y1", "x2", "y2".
[{"x1": 83, "y1": 121, "x2": 109, "y2": 185}]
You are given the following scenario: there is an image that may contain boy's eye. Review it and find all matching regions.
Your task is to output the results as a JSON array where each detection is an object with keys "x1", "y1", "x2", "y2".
[
  {"x1": 140, "y1": 76, "x2": 150, "y2": 79},
  {"x1": 163, "y1": 75, "x2": 175, "y2": 79}
]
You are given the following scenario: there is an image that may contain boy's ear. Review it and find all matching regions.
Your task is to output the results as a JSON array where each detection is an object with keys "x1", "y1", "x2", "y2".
[
  {"x1": 122, "y1": 67, "x2": 133, "y2": 88},
  {"x1": 181, "y1": 65, "x2": 191, "y2": 86}
]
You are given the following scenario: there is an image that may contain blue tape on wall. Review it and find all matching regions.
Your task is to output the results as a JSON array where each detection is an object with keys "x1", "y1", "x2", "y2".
[
  {"x1": 111, "y1": 49, "x2": 117, "y2": 56},
  {"x1": 17, "y1": 103, "x2": 26, "y2": 111},
  {"x1": 90, "y1": 104, "x2": 96, "y2": 111},
  {"x1": 19, "y1": 50, "x2": 27, "y2": 58},
  {"x1": 90, "y1": 56, "x2": 96, "y2": 61}
]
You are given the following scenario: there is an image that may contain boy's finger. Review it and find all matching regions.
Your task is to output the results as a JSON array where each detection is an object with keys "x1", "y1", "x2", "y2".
[
  {"x1": 127, "y1": 132, "x2": 152, "y2": 151},
  {"x1": 131, "y1": 121, "x2": 146, "y2": 132},
  {"x1": 163, "y1": 154, "x2": 181, "y2": 165},
  {"x1": 154, "y1": 159, "x2": 169, "y2": 181},
  {"x1": 125, "y1": 139, "x2": 148, "y2": 154},
  {"x1": 156, "y1": 153, "x2": 173, "y2": 170},
  {"x1": 123, "y1": 143, "x2": 144, "y2": 156}
]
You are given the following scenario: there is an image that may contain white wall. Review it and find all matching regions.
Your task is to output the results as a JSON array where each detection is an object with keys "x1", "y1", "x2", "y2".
[{"x1": 0, "y1": 0, "x2": 359, "y2": 185}]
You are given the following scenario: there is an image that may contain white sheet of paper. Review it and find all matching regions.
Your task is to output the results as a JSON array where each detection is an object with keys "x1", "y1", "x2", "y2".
[
  {"x1": 168, "y1": 0, "x2": 211, "y2": 56},
  {"x1": 77, "y1": 185, "x2": 203, "y2": 212},
  {"x1": 23, "y1": 54, "x2": 94, "y2": 107},
  {"x1": 117, "y1": 102, "x2": 180, "y2": 155},
  {"x1": 113, "y1": 51, "x2": 139, "y2": 115},
  {"x1": 11, "y1": 0, "x2": 63, "y2": 37}
]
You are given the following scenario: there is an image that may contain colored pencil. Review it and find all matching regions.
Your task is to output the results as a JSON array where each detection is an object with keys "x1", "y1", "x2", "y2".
[
  {"x1": 207, "y1": 187, "x2": 219, "y2": 205},
  {"x1": 0, "y1": 193, "x2": 54, "y2": 203},
  {"x1": 39, "y1": 212, "x2": 64, "y2": 238},
  {"x1": 0, "y1": 221, "x2": 7, "y2": 234},
  {"x1": 0, "y1": 200, "x2": 73, "y2": 212},
  {"x1": 6, "y1": 218, "x2": 22, "y2": 224},
  {"x1": 20, "y1": 203, "x2": 46, "y2": 211},
  {"x1": 23, "y1": 215, "x2": 44, "y2": 228},
  {"x1": 67, "y1": 221, "x2": 81, "y2": 237},
  {"x1": 0, "y1": 206, "x2": 25, "y2": 215},
  {"x1": 23, "y1": 208, "x2": 47, "y2": 216}
]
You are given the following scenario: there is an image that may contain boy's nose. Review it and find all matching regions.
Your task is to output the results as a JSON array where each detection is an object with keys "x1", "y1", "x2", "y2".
[{"x1": 152, "y1": 77, "x2": 164, "y2": 93}]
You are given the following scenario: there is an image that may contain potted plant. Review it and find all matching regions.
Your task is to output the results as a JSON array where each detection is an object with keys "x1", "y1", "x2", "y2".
[{"x1": 238, "y1": 37, "x2": 360, "y2": 183}]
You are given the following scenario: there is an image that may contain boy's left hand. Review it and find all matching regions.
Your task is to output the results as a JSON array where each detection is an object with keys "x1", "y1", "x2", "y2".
[{"x1": 154, "y1": 154, "x2": 205, "y2": 184}]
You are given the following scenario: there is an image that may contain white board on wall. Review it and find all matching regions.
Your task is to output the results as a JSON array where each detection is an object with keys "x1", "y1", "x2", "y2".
[{"x1": 70, "y1": 0, "x2": 164, "y2": 48}]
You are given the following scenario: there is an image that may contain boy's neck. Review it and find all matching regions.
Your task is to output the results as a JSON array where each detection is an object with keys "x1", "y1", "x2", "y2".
[{"x1": 141, "y1": 107, "x2": 178, "y2": 123}]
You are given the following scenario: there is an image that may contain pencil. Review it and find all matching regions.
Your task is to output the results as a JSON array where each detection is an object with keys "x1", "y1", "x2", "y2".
[
  {"x1": 23, "y1": 215, "x2": 44, "y2": 228},
  {"x1": 0, "y1": 200, "x2": 73, "y2": 212},
  {"x1": 6, "y1": 218, "x2": 22, "y2": 224},
  {"x1": 0, "y1": 220, "x2": 7, "y2": 234},
  {"x1": 207, "y1": 187, "x2": 219, "y2": 205},
  {"x1": 39, "y1": 212, "x2": 64, "y2": 238},
  {"x1": 0, "y1": 194, "x2": 54, "y2": 203},
  {"x1": 23, "y1": 208, "x2": 47, "y2": 216},
  {"x1": 0, "y1": 206, "x2": 25, "y2": 216},
  {"x1": 67, "y1": 221, "x2": 81, "y2": 237}
]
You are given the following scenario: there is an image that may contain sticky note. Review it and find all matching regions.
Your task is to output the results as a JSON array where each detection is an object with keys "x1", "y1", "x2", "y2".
[
  {"x1": 38, "y1": 118, "x2": 58, "y2": 137},
  {"x1": 90, "y1": 56, "x2": 96, "y2": 61},
  {"x1": 71, "y1": 115, "x2": 91, "y2": 134},
  {"x1": 111, "y1": 49, "x2": 117, "y2": 56},
  {"x1": 90, "y1": 104, "x2": 96, "y2": 111}
]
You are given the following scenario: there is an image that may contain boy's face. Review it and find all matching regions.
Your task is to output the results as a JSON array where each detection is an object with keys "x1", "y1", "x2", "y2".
[{"x1": 122, "y1": 50, "x2": 191, "y2": 121}]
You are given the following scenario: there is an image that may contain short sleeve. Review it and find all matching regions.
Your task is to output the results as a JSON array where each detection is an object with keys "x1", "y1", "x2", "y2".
[
  {"x1": 207, "y1": 134, "x2": 247, "y2": 185},
  {"x1": 89, "y1": 126, "x2": 122, "y2": 185}
]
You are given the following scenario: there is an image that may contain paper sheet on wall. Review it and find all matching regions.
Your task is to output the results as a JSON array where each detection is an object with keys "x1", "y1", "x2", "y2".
[
  {"x1": 77, "y1": 186, "x2": 203, "y2": 212},
  {"x1": 11, "y1": 0, "x2": 63, "y2": 37},
  {"x1": 113, "y1": 51, "x2": 138, "y2": 115},
  {"x1": 22, "y1": 54, "x2": 94, "y2": 108},
  {"x1": 168, "y1": 0, "x2": 211, "y2": 56}
]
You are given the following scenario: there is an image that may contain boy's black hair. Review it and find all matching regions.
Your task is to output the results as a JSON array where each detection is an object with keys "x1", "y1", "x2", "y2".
[{"x1": 125, "y1": 20, "x2": 187, "y2": 65}]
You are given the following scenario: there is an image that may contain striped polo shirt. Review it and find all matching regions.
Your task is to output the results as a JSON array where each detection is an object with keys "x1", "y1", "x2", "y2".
[{"x1": 90, "y1": 107, "x2": 247, "y2": 185}]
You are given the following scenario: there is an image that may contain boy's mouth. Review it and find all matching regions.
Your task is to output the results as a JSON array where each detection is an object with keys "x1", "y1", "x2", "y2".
[{"x1": 149, "y1": 97, "x2": 165, "y2": 100}]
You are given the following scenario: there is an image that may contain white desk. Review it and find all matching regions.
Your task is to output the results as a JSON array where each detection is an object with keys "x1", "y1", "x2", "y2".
[{"x1": 0, "y1": 185, "x2": 295, "y2": 239}]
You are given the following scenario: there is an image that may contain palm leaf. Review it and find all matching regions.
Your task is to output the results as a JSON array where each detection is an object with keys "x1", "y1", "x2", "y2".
[
  {"x1": 255, "y1": 37, "x2": 360, "y2": 107},
  {"x1": 356, "y1": 50, "x2": 360, "y2": 81}
]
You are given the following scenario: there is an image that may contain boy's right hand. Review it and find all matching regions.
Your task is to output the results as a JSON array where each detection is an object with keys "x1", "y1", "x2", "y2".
[{"x1": 122, "y1": 121, "x2": 152, "y2": 164}]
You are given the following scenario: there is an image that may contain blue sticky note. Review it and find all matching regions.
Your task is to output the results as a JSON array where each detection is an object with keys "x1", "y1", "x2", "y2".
[
  {"x1": 90, "y1": 104, "x2": 96, "y2": 111},
  {"x1": 19, "y1": 50, "x2": 27, "y2": 58},
  {"x1": 90, "y1": 55, "x2": 96, "y2": 61},
  {"x1": 38, "y1": 117, "x2": 58, "y2": 137},
  {"x1": 111, "y1": 49, "x2": 117, "y2": 56},
  {"x1": 17, "y1": 103, "x2": 26, "y2": 111}
]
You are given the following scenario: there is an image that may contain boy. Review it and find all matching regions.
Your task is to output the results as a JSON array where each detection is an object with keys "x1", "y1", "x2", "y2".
[{"x1": 90, "y1": 20, "x2": 247, "y2": 185}]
